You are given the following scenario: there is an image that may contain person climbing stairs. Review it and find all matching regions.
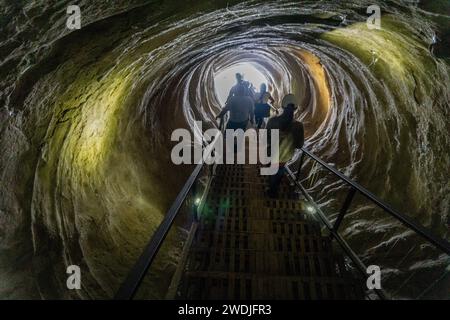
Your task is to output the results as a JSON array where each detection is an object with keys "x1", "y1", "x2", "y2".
[
  {"x1": 116, "y1": 139, "x2": 450, "y2": 301},
  {"x1": 176, "y1": 163, "x2": 363, "y2": 299}
]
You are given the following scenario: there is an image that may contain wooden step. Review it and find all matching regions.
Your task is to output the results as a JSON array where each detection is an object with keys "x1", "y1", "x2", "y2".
[
  {"x1": 185, "y1": 248, "x2": 346, "y2": 277},
  {"x1": 199, "y1": 217, "x2": 322, "y2": 235},
  {"x1": 175, "y1": 160, "x2": 364, "y2": 300},
  {"x1": 193, "y1": 231, "x2": 332, "y2": 252},
  {"x1": 179, "y1": 272, "x2": 363, "y2": 300}
]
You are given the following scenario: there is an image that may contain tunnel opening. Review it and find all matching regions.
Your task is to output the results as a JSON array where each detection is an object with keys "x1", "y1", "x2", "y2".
[
  {"x1": 213, "y1": 62, "x2": 269, "y2": 105},
  {"x1": 0, "y1": 0, "x2": 448, "y2": 301}
]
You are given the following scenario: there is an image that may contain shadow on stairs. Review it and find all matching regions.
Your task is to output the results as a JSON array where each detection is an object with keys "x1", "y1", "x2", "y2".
[{"x1": 176, "y1": 164, "x2": 364, "y2": 300}]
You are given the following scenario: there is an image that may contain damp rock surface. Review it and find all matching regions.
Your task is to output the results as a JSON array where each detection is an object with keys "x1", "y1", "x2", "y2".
[{"x1": 0, "y1": 0, "x2": 449, "y2": 299}]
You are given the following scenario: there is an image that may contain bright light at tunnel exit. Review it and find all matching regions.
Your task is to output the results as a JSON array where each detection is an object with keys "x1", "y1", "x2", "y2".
[{"x1": 214, "y1": 63, "x2": 268, "y2": 105}]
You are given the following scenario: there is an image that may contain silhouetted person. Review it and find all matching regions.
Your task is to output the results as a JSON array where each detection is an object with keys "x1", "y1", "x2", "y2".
[
  {"x1": 254, "y1": 83, "x2": 276, "y2": 129},
  {"x1": 226, "y1": 73, "x2": 255, "y2": 104},
  {"x1": 266, "y1": 94, "x2": 304, "y2": 198},
  {"x1": 216, "y1": 84, "x2": 255, "y2": 131}
]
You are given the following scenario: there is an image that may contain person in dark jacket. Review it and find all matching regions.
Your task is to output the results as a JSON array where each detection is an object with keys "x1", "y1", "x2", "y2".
[
  {"x1": 266, "y1": 94, "x2": 304, "y2": 198},
  {"x1": 254, "y1": 83, "x2": 276, "y2": 129},
  {"x1": 226, "y1": 73, "x2": 255, "y2": 104},
  {"x1": 216, "y1": 84, "x2": 255, "y2": 131}
]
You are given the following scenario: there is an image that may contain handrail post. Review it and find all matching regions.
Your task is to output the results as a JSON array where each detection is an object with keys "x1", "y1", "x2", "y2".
[
  {"x1": 301, "y1": 148, "x2": 450, "y2": 255},
  {"x1": 295, "y1": 150, "x2": 305, "y2": 183},
  {"x1": 333, "y1": 187, "x2": 357, "y2": 232},
  {"x1": 114, "y1": 162, "x2": 205, "y2": 300}
]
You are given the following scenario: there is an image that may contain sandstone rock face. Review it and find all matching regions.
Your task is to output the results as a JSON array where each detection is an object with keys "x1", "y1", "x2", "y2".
[
  {"x1": 0, "y1": 1, "x2": 449, "y2": 299},
  {"x1": 0, "y1": 0, "x2": 190, "y2": 299}
]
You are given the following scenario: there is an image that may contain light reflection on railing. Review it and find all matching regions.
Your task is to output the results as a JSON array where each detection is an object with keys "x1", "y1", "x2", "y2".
[{"x1": 287, "y1": 148, "x2": 450, "y2": 300}]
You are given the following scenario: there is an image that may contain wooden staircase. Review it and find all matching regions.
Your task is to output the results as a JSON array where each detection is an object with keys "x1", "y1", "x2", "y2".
[{"x1": 175, "y1": 163, "x2": 363, "y2": 299}]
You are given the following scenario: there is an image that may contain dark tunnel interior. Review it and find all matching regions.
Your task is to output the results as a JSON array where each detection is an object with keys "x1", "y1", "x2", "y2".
[{"x1": 0, "y1": 0, "x2": 449, "y2": 300}]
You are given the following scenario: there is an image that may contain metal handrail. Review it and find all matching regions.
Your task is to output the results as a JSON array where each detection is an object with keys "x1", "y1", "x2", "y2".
[
  {"x1": 295, "y1": 148, "x2": 450, "y2": 255},
  {"x1": 114, "y1": 121, "x2": 224, "y2": 300},
  {"x1": 115, "y1": 129, "x2": 450, "y2": 300},
  {"x1": 114, "y1": 161, "x2": 204, "y2": 300},
  {"x1": 286, "y1": 147, "x2": 450, "y2": 299},
  {"x1": 285, "y1": 165, "x2": 388, "y2": 299}
]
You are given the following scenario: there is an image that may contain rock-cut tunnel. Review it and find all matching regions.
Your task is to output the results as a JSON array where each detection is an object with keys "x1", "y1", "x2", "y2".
[{"x1": 0, "y1": 0, "x2": 449, "y2": 300}]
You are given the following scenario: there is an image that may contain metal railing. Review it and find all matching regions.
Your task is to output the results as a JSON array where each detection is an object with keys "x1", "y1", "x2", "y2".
[
  {"x1": 114, "y1": 120, "x2": 225, "y2": 300},
  {"x1": 292, "y1": 148, "x2": 450, "y2": 255},
  {"x1": 115, "y1": 137, "x2": 450, "y2": 299},
  {"x1": 285, "y1": 147, "x2": 450, "y2": 299}
]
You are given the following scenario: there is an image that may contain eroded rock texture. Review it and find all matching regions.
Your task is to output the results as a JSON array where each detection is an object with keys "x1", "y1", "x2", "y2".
[{"x1": 0, "y1": 0, "x2": 449, "y2": 299}]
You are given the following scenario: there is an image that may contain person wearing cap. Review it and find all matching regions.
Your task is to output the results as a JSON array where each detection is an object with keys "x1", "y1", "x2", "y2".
[{"x1": 266, "y1": 94, "x2": 304, "y2": 198}]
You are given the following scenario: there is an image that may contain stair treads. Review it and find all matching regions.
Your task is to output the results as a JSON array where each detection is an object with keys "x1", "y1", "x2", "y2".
[
  {"x1": 199, "y1": 217, "x2": 321, "y2": 235},
  {"x1": 186, "y1": 249, "x2": 345, "y2": 277},
  {"x1": 180, "y1": 272, "x2": 361, "y2": 300},
  {"x1": 176, "y1": 159, "x2": 363, "y2": 300},
  {"x1": 193, "y1": 231, "x2": 331, "y2": 252}
]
